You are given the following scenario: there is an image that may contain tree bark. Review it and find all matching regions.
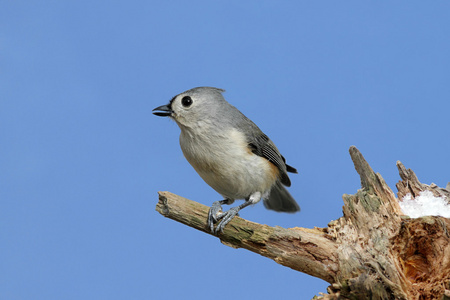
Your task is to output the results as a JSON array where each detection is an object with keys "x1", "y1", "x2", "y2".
[{"x1": 155, "y1": 146, "x2": 450, "y2": 299}]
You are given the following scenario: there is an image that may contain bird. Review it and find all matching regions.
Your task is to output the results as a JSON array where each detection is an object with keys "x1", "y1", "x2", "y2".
[{"x1": 153, "y1": 87, "x2": 299, "y2": 234}]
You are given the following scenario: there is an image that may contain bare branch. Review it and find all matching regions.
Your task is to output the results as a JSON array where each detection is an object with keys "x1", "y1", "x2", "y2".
[{"x1": 155, "y1": 191, "x2": 339, "y2": 283}]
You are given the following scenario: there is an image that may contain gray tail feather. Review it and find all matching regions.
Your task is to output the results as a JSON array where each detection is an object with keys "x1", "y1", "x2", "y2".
[{"x1": 263, "y1": 181, "x2": 300, "y2": 213}]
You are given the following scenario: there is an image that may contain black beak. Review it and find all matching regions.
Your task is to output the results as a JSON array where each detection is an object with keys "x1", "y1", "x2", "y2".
[{"x1": 152, "y1": 104, "x2": 173, "y2": 117}]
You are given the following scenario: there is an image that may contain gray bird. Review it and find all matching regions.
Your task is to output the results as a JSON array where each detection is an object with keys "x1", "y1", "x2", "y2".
[{"x1": 153, "y1": 87, "x2": 299, "y2": 233}]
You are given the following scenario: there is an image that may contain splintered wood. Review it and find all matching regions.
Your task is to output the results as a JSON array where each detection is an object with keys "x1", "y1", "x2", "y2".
[{"x1": 156, "y1": 146, "x2": 450, "y2": 300}]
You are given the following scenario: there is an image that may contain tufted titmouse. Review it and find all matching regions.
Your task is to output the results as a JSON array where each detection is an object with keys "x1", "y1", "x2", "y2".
[{"x1": 153, "y1": 87, "x2": 299, "y2": 233}]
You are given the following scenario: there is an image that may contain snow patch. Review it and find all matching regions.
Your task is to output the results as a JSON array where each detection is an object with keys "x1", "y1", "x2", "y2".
[{"x1": 399, "y1": 190, "x2": 450, "y2": 218}]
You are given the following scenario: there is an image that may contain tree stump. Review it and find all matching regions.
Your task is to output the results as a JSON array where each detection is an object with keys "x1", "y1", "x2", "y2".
[{"x1": 155, "y1": 146, "x2": 450, "y2": 299}]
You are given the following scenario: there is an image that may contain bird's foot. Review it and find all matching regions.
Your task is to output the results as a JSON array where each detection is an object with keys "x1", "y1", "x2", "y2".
[
  {"x1": 207, "y1": 201, "x2": 225, "y2": 232},
  {"x1": 207, "y1": 193, "x2": 261, "y2": 234},
  {"x1": 213, "y1": 207, "x2": 241, "y2": 234},
  {"x1": 207, "y1": 199, "x2": 237, "y2": 234}
]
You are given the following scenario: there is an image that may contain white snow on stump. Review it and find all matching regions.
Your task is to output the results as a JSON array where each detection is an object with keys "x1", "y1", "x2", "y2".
[{"x1": 400, "y1": 190, "x2": 450, "y2": 218}]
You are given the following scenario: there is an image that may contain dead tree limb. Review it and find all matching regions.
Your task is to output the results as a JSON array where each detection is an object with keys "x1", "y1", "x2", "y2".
[
  {"x1": 155, "y1": 191, "x2": 339, "y2": 283},
  {"x1": 155, "y1": 146, "x2": 450, "y2": 299}
]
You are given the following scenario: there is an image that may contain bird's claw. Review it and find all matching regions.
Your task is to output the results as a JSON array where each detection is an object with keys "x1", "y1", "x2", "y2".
[
  {"x1": 207, "y1": 200, "x2": 241, "y2": 234},
  {"x1": 213, "y1": 207, "x2": 240, "y2": 234},
  {"x1": 207, "y1": 201, "x2": 225, "y2": 233}
]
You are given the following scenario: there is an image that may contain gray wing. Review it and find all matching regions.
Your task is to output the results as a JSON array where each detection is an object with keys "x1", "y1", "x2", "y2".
[
  {"x1": 226, "y1": 104, "x2": 297, "y2": 187},
  {"x1": 244, "y1": 128, "x2": 297, "y2": 187}
]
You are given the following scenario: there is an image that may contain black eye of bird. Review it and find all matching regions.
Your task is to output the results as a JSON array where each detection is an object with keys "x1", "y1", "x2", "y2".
[{"x1": 181, "y1": 96, "x2": 193, "y2": 107}]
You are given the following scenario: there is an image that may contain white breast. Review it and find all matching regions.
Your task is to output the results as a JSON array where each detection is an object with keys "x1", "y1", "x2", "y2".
[{"x1": 179, "y1": 127, "x2": 277, "y2": 199}]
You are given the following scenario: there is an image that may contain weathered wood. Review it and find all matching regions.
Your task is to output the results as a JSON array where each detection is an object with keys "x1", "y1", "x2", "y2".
[
  {"x1": 396, "y1": 161, "x2": 450, "y2": 202},
  {"x1": 391, "y1": 216, "x2": 450, "y2": 299},
  {"x1": 396, "y1": 161, "x2": 427, "y2": 200},
  {"x1": 156, "y1": 191, "x2": 339, "y2": 283},
  {"x1": 325, "y1": 146, "x2": 408, "y2": 299},
  {"x1": 155, "y1": 146, "x2": 450, "y2": 299}
]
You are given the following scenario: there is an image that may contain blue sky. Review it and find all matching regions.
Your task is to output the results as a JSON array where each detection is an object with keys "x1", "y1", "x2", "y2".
[{"x1": 1, "y1": 1, "x2": 449, "y2": 299}]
